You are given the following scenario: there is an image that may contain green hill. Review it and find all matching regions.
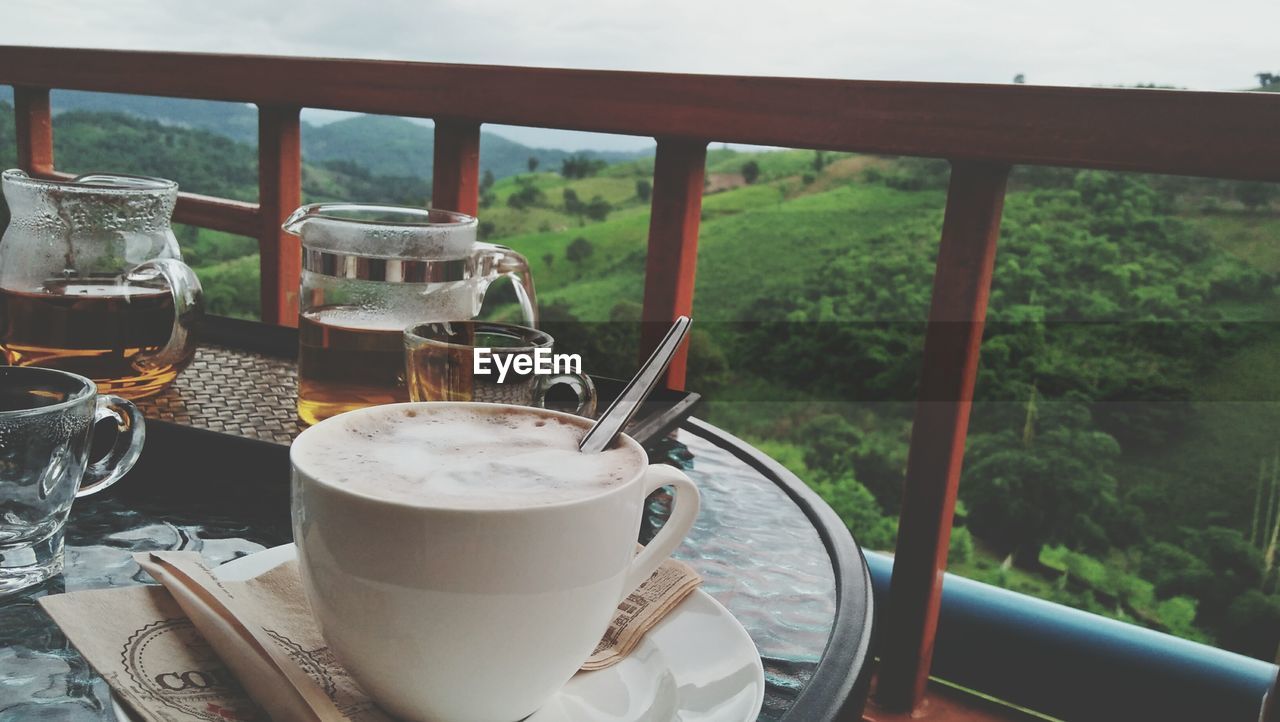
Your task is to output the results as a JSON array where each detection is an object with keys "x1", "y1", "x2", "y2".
[
  {"x1": 30, "y1": 88, "x2": 259, "y2": 144},
  {"x1": 0, "y1": 87, "x2": 648, "y2": 181},
  {"x1": 304, "y1": 114, "x2": 644, "y2": 181},
  {"x1": 0, "y1": 105, "x2": 432, "y2": 208}
]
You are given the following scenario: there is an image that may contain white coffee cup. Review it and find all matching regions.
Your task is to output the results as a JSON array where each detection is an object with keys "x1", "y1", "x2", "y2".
[{"x1": 291, "y1": 402, "x2": 701, "y2": 722}]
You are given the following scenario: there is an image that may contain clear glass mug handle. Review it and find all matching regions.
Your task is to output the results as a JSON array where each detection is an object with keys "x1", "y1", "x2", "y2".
[
  {"x1": 126, "y1": 258, "x2": 204, "y2": 372},
  {"x1": 537, "y1": 372, "x2": 597, "y2": 417},
  {"x1": 77, "y1": 395, "x2": 145, "y2": 497},
  {"x1": 476, "y1": 242, "x2": 538, "y2": 327}
]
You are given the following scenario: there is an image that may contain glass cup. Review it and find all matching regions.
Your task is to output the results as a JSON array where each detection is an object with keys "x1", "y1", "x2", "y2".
[
  {"x1": 0, "y1": 366, "x2": 145, "y2": 595},
  {"x1": 404, "y1": 321, "x2": 597, "y2": 417}
]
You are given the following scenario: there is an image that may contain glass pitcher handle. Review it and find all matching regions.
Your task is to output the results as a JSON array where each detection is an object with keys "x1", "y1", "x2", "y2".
[
  {"x1": 538, "y1": 371, "x2": 597, "y2": 418},
  {"x1": 478, "y1": 243, "x2": 538, "y2": 327},
  {"x1": 127, "y1": 258, "x2": 204, "y2": 372}
]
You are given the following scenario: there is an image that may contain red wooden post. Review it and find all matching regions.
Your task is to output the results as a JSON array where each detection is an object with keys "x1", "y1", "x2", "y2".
[
  {"x1": 13, "y1": 86, "x2": 54, "y2": 174},
  {"x1": 432, "y1": 120, "x2": 481, "y2": 215},
  {"x1": 876, "y1": 160, "x2": 1010, "y2": 712},
  {"x1": 257, "y1": 105, "x2": 302, "y2": 326},
  {"x1": 640, "y1": 138, "x2": 707, "y2": 390}
]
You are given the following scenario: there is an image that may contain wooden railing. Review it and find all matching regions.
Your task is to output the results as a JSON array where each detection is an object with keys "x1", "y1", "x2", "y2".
[{"x1": 3, "y1": 46, "x2": 1280, "y2": 716}]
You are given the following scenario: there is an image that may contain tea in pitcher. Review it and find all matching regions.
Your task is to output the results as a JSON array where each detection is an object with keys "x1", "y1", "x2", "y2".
[
  {"x1": 0, "y1": 279, "x2": 185, "y2": 398},
  {"x1": 296, "y1": 305, "x2": 411, "y2": 425}
]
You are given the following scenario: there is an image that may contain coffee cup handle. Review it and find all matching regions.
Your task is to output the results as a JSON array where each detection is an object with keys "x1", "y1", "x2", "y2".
[{"x1": 621, "y1": 464, "x2": 701, "y2": 600}]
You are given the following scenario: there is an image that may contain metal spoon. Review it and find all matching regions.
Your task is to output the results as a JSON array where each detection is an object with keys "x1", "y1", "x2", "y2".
[{"x1": 578, "y1": 316, "x2": 692, "y2": 454}]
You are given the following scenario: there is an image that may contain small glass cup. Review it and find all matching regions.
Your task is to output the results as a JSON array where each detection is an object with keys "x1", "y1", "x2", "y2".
[
  {"x1": 0, "y1": 366, "x2": 145, "y2": 595},
  {"x1": 404, "y1": 321, "x2": 596, "y2": 417}
]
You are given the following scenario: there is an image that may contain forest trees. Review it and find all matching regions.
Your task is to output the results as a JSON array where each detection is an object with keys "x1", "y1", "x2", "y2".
[
  {"x1": 507, "y1": 179, "x2": 545, "y2": 209},
  {"x1": 563, "y1": 189, "x2": 612, "y2": 221},
  {"x1": 566, "y1": 237, "x2": 594, "y2": 264},
  {"x1": 1236, "y1": 181, "x2": 1278, "y2": 212},
  {"x1": 964, "y1": 392, "x2": 1122, "y2": 567},
  {"x1": 560, "y1": 154, "x2": 607, "y2": 179},
  {"x1": 725, "y1": 163, "x2": 1278, "y2": 651}
]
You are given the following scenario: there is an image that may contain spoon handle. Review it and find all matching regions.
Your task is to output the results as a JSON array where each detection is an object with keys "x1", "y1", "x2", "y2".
[{"x1": 579, "y1": 316, "x2": 692, "y2": 454}]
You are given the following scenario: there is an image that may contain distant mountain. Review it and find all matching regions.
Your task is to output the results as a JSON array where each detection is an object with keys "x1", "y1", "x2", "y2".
[
  {"x1": 0, "y1": 87, "x2": 649, "y2": 180},
  {"x1": 0, "y1": 87, "x2": 260, "y2": 144},
  {"x1": 305, "y1": 115, "x2": 645, "y2": 180},
  {"x1": 0, "y1": 102, "x2": 430, "y2": 207}
]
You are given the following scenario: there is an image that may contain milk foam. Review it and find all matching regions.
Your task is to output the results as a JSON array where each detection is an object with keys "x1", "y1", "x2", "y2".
[{"x1": 296, "y1": 405, "x2": 642, "y2": 507}]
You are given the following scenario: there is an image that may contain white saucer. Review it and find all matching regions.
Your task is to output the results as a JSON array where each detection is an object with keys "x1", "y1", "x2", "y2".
[{"x1": 114, "y1": 544, "x2": 765, "y2": 721}]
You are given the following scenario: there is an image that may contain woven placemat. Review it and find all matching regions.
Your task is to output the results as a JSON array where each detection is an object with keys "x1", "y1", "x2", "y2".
[
  {"x1": 132, "y1": 338, "x2": 696, "y2": 449},
  {"x1": 135, "y1": 344, "x2": 303, "y2": 445}
]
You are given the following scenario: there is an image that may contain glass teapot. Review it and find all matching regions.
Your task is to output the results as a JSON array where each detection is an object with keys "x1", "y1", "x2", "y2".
[
  {"x1": 282, "y1": 203, "x2": 537, "y2": 425},
  {"x1": 0, "y1": 170, "x2": 204, "y2": 399}
]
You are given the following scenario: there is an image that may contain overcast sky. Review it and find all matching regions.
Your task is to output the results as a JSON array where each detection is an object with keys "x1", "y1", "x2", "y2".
[{"x1": 2, "y1": 0, "x2": 1276, "y2": 150}]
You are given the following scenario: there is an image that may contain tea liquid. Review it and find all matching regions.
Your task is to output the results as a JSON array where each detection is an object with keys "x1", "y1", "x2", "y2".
[
  {"x1": 297, "y1": 305, "x2": 410, "y2": 425},
  {"x1": 0, "y1": 279, "x2": 182, "y2": 399}
]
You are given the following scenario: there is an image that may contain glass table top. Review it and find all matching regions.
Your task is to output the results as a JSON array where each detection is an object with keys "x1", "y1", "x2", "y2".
[{"x1": 0, "y1": 427, "x2": 840, "y2": 721}]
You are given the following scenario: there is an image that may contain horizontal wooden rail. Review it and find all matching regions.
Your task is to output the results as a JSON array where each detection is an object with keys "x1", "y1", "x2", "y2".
[
  {"x1": 2, "y1": 46, "x2": 1279, "y2": 181},
  {"x1": 173, "y1": 195, "x2": 262, "y2": 237}
]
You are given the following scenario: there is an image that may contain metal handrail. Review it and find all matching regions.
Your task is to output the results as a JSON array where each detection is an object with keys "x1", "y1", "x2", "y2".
[{"x1": 865, "y1": 552, "x2": 1275, "y2": 721}]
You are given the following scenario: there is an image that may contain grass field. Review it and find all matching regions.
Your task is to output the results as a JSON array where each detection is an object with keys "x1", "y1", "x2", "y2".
[
  {"x1": 1189, "y1": 213, "x2": 1280, "y2": 274},
  {"x1": 494, "y1": 159, "x2": 946, "y2": 324}
]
